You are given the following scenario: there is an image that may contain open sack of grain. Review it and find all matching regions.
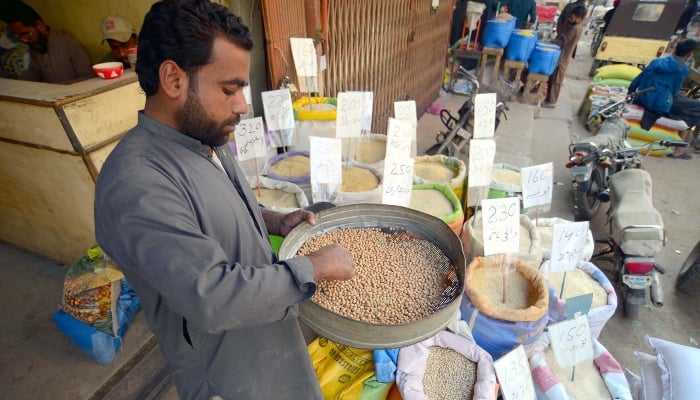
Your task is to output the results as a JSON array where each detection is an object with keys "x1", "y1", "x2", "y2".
[
  {"x1": 413, "y1": 155, "x2": 466, "y2": 201},
  {"x1": 396, "y1": 330, "x2": 498, "y2": 400},
  {"x1": 291, "y1": 96, "x2": 337, "y2": 151},
  {"x1": 461, "y1": 211, "x2": 544, "y2": 268},
  {"x1": 542, "y1": 260, "x2": 617, "y2": 339},
  {"x1": 245, "y1": 176, "x2": 309, "y2": 213},
  {"x1": 528, "y1": 333, "x2": 633, "y2": 400},
  {"x1": 460, "y1": 257, "x2": 549, "y2": 359},
  {"x1": 335, "y1": 162, "x2": 383, "y2": 206},
  {"x1": 342, "y1": 133, "x2": 387, "y2": 173},
  {"x1": 536, "y1": 217, "x2": 595, "y2": 261},
  {"x1": 409, "y1": 183, "x2": 464, "y2": 236}
]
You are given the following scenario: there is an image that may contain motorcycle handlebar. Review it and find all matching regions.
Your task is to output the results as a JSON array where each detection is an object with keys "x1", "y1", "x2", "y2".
[{"x1": 659, "y1": 140, "x2": 689, "y2": 148}]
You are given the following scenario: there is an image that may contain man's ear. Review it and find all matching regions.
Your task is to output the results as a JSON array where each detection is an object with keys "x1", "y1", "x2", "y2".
[
  {"x1": 35, "y1": 20, "x2": 48, "y2": 35},
  {"x1": 159, "y1": 60, "x2": 187, "y2": 99}
]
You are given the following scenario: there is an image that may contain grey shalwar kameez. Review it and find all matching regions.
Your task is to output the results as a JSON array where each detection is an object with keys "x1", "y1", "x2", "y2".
[{"x1": 95, "y1": 112, "x2": 322, "y2": 400}]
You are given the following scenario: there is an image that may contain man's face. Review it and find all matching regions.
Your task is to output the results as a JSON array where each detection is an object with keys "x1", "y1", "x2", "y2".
[
  {"x1": 8, "y1": 21, "x2": 48, "y2": 53},
  {"x1": 568, "y1": 14, "x2": 583, "y2": 25},
  {"x1": 176, "y1": 36, "x2": 250, "y2": 147},
  {"x1": 107, "y1": 35, "x2": 138, "y2": 64}
]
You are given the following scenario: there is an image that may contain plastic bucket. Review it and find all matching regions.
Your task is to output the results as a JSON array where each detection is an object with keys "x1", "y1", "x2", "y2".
[
  {"x1": 528, "y1": 43, "x2": 561, "y2": 75},
  {"x1": 483, "y1": 18, "x2": 514, "y2": 48},
  {"x1": 506, "y1": 30, "x2": 537, "y2": 61}
]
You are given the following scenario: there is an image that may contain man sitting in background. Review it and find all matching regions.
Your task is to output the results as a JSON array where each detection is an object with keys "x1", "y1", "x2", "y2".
[
  {"x1": 1, "y1": 0, "x2": 93, "y2": 83},
  {"x1": 100, "y1": 15, "x2": 138, "y2": 69}
]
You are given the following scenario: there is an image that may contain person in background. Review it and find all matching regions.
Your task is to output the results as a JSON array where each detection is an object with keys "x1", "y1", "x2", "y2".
[
  {"x1": 628, "y1": 39, "x2": 699, "y2": 159},
  {"x1": 1, "y1": 0, "x2": 92, "y2": 83},
  {"x1": 503, "y1": 0, "x2": 538, "y2": 29},
  {"x1": 542, "y1": 4, "x2": 587, "y2": 108},
  {"x1": 94, "y1": 1, "x2": 355, "y2": 399},
  {"x1": 557, "y1": 0, "x2": 586, "y2": 58},
  {"x1": 602, "y1": 0, "x2": 621, "y2": 34},
  {"x1": 675, "y1": 0, "x2": 698, "y2": 38},
  {"x1": 0, "y1": 19, "x2": 30, "y2": 79},
  {"x1": 100, "y1": 15, "x2": 138, "y2": 69}
]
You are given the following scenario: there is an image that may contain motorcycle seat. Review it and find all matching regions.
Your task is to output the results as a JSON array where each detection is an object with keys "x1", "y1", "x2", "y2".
[{"x1": 608, "y1": 169, "x2": 664, "y2": 257}]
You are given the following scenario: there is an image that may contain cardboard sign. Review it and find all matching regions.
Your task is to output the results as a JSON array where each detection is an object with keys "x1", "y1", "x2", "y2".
[
  {"x1": 549, "y1": 221, "x2": 590, "y2": 273},
  {"x1": 494, "y1": 345, "x2": 537, "y2": 400},
  {"x1": 549, "y1": 315, "x2": 594, "y2": 368},
  {"x1": 261, "y1": 89, "x2": 294, "y2": 131},
  {"x1": 473, "y1": 92, "x2": 497, "y2": 139},
  {"x1": 467, "y1": 139, "x2": 496, "y2": 188},
  {"x1": 521, "y1": 162, "x2": 553, "y2": 209},
  {"x1": 233, "y1": 117, "x2": 266, "y2": 161},
  {"x1": 289, "y1": 37, "x2": 317, "y2": 92},
  {"x1": 309, "y1": 136, "x2": 342, "y2": 185},
  {"x1": 336, "y1": 92, "x2": 364, "y2": 139},
  {"x1": 393, "y1": 100, "x2": 417, "y2": 128},
  {"x1": 382, "y1": 157, "x2": 414, "y2": 207},
  {"x1": 385, "y1": 117, "x2": 414, "y2": 159},
  {"x1": 481, "y1": 197, "x2": 520, "y2": 256}
]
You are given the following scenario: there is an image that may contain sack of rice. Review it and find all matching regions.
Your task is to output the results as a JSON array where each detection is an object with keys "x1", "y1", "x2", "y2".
[
  {"x1": 460, "y1": 257, "x2": 549, "y2": 359},
  {"x1": 292, "y1": 96, "x2": 337, "y2": 151},
  {"x1": 342, "y1": 133, "x2": 387, "y2": 173},
  {"x1": 335, "y1": 163, "x2": 383, "y2": 206},
  {"x1": 489, "y1": 163, "x2": 521, "y2": 200},
  {"x1": 264, "y1": 151, "x2": 312, "y2": 200},
  {"x1": 542, "y1": 260, "x2": 617, "y2": 339},
  {"x1": 246, "y1": 176, "x2": 309, "y2": 213},
  {"x1": 413, "y1": 155, "x2": 467, "y2": 201},
  {"x1": 409, "y1": 183, "x2": 464, "y2": 236},
  {"x1": 536, "y1": 217, "x2": 594, "y2": 261},
  {"x1": 396, "y1": 330, "x2": 498, "y2": 400}
]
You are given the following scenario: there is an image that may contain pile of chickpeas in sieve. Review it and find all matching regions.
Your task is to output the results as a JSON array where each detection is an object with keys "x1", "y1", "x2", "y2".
[{"x1": 296, "y1": 226, "x2": 458, "y2": 324}]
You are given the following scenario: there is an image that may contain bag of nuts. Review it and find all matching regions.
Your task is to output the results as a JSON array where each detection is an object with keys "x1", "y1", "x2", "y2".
[{"x1": 61, "y1": 246, "x2": 124, "y2": 336}]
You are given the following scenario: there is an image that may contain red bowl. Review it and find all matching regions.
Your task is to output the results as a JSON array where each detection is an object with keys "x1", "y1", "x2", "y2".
[{"x1": 92, "y1": 62, "x2": 123, "y2": 79}]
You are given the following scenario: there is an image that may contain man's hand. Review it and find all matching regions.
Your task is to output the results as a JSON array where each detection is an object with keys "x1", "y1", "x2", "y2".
[
  {"x1": 307, "y1": 244, "x2": 355, "y2": 282},
  {"x1": 261, "y1": 209, "x2": 316, "y2": 237}
]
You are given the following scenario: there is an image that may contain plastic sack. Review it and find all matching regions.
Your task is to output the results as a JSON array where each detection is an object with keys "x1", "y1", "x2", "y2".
[
  {"x1": 53, "y1": 280, "x2": 141, "y2": 365},
  {"x1": 335, "y1": 162, "x2": 383, "y2": 206},
  {"x1": 591, "y1": 78, "x2": 632, "y2": 88},
  {"x1": 343, "y1": 133, "x2": 387, "y2": 174},
  {"x1": 292, "y1": 96, "x2": 337, "y2": 151},
  {"x1": 62, "y1": 246, "x2": 124, "y2": 335},
  {"x1": 246, "y1": 175, "x2": 309, "y2": 213},
  {"x1": 413, "y1": 155, "x2": 467, "y2": 201},
  {"x1": 410, "y1": 183, "x2": 464, "y2": 236},
  {"x1": 642, "y1": 335, "x2": 700, "y2": 400},
  {"x1": 536, "y1": 217, "x2": 594, "y2": 261},
  {"x1": 396, "y1": 330, "x2": 498, "y2": 400},
  {"x1": 593, "y1": 64, "x2": 642, "y2": 82},
  {"x1": 623, "y1": 104, "x2": 689, "y2": 132}
]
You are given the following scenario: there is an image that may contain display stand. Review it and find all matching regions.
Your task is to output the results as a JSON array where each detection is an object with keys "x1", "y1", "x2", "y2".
[
  {"x1": 522, "y1": 73, "x2": 549, "y2": 105},
  {"x1": 479, "y1": 47, "x2": 504, "y2": 85},
  {"x1": 503, "y1": 60, "x2": 526, "y2": 87}
]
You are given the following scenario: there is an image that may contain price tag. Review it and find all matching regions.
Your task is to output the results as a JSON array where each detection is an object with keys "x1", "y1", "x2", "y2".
[
  {"x1": 494, "y1": 346, "x2": 537, "y2": 400},
  {"x1": 566, "y1": 293, "x2": 593, "y2": 320},
  {"x1": 473, "y1": 93, "x2": 497, "y2": 139},
  {"x1": 382, "y1": 157, "x2": 414, "y2": 207},
  {"x1": 468, "y1": 139, "x2": 496, "y2": 187},
  {"x1": 550, "y1": 221, "x2": 589, "y2": 272},
  {"x1": 521, "y1": 162, "x2": 553, "y2": 209},
  {"x1": 385, "y1": 117, "x2": 414, "y2": 159},
  {"x1": 357, "y1": 91, "x2": 374, "y2": 132},
  {"x1": 233, "y1": 117, "x2": 266, "y2": 161},
  {"x1": 394, "y1": 100, "x2": 417, "y2": 128},
  {"x1": 548, "y1": 315, "x2": 594, "y2": 368},
  {"x1": 261, "y1": 89, "x2": 294, "y2": 131},
  {"x1": 336, "y1": 92, "x2": 364, "y2": 138},
  {"x1": 481, "y1": 197, "x2": 520, "y2": 256},
  {"x1": 290, "y1": 37, "x2": 317, "y2": 92},
  {"x1": 309, "y1": 136, "x2": 342, "y2": 185}
]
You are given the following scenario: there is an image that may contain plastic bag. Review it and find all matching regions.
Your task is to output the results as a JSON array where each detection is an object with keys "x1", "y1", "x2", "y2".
[{"x1": 62, "y1": 246, "x2": 124, "y2": 336}]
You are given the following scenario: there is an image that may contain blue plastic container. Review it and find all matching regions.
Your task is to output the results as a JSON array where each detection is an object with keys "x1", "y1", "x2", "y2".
[
  {"x1": 528, "y1": 43, "x2": 561, "y2": 75},
  {"x1": 505, "y1": 30, "x2": 537, "y2": 61},
  {"x1": 483, "y1": 18, "x2": 515, "y2": 48}
]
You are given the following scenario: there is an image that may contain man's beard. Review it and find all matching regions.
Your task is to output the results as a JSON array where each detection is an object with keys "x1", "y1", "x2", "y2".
[
  {"x1": 30, "y1": 32, "x2": 48, "y2": 54},
  {"x1": 177, "y1": 84, "x2": 239, "y2": 147}
]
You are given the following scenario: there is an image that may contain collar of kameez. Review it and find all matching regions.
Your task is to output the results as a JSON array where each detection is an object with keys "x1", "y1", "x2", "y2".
[{"x1": 136, "y1": 111, "x2": 213, "y2": 157}]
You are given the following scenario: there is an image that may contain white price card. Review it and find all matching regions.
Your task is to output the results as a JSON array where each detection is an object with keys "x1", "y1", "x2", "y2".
[
  {"x1": 394, "y1": 100, "x2": 417, "y2": 128},
  {"x1": 521, "y1": 162, "x2": 553, "y2": 209},
  {"x1": 233, "y1": 117, "x2": 266, "y2": 161},
  {"x1": 550, "y1": 221, "x2": 590, "y2": 273},
  {"x1": 482, "y1": 197, "x2": 520, "y2": 256},
  {"x1": 261, "y1": 89, "x2": 294, "y2": 131},
  {"x1": 357, "y1": 91, "x2": 374, "y2": 132},
  {"x1": 548, "y1": 314, "x2": 594, "y2": 368},
  {"x1": 385, "y1": 117, "x2": 415, "y2": 159},
  {"x1": 468, "y1": 139, "x2": 496, "y2": 187},
  {"x1": 494, "y1": 345, "x2": 537, "y2": 400},
  {"x1": 336, "y1": 92, "x2": 364, "y2": 138},
  {"x1": 473, "y1": 92, "x2": 497, "y2": 139},
  {"x1": 289, "y1": 37, "x2": 317, "y2": 92},
  {"x1": 309, "y1": 136, "x2": 342, "y2": 185},
  {"x1": 382, "y1": 157, "x2": 414, "y2": 207}
]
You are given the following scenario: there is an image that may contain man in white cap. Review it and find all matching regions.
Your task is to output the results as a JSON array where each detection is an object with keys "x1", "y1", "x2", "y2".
[{"x1": 100, "y1": 15, "x2": 138, "y2": 68}]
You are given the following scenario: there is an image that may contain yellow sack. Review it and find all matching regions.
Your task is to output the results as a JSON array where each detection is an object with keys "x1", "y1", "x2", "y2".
[
  {"x1": 593, "y1": 63, "x2": 642, "y2": 81},
  {"x1": 309, "y1": 337, "x2": 375, "y2": 399}
]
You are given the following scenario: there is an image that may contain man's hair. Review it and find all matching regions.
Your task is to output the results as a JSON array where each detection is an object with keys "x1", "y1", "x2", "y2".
[
  {"x1": 1, "y1": 1, "x2": 43, "y2": 26},
  {"x1": 137, "y1": 0, "x2": 253, "y2": 96},
  {"x1": 675, "y1": 39, "x2": 698, "y2": 58},
  {"x1": 571, "y1": 4, "x2": 587, "y2": 18}
]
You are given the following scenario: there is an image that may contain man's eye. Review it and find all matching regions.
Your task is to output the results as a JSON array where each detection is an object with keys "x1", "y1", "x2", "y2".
[{"x1": 223, "y1": 88, "x2": 238, "y2": 96}]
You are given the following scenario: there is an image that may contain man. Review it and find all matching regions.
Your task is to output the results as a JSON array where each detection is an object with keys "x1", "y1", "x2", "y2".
[
  {"x1": 100, "y1": 15, "x2": 138, "y2": 69},
  {"x1": 557, "y1": 0, "x2": 585, "y2": 58},
  {"x1": 542, "y1": 4, "x2": 586, "y2": 108},
  {"x1": 503, "y1": 0, "x2": 537, "y2": 29},
  {"x1": 94, "y1": 1, "x2": 355, "y2": 399},
  {"x1": 629, "y1": 39, "x2": 699, "y2": 159},
  {"x1": 2, "y1": 1, "x2": 92, "y2": 83}
]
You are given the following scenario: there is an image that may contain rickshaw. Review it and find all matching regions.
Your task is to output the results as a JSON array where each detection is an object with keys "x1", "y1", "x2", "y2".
[{"x1": 589, "y1": 0, "x2": 688, "y2": 77}]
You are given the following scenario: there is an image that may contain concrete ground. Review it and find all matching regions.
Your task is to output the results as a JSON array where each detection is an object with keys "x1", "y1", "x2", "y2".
[{"x1": 2, "y1": 33, "x2": 699, "y2": 398}]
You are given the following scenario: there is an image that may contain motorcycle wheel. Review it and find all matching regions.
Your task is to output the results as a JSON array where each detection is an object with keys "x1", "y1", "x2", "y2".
[
  {"x1": 676, "y1": 239, "x2": 700, "y2": 295},
  {"x1": 572, "y1": 167, "x2": 603, "y2": 221},
  {"x1": 624, "y1": 297, "x2": 641, "y2": 320},
  {"x1": 425, "y1": 141, "x2": 458, "y2": 157}
]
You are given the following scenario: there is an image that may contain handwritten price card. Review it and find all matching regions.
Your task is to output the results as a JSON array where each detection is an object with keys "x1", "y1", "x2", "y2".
[
  {"x1": 473, "y1": 92, "x2": 497, "y2": 139},
  {"x1": 336, "y1": 92, "x2": 363, "y2": 139},
  {"x1": 261, "y1": 89, "x2": 294, "y2": 132},
  {"x1": 289, "y1": 37, "x2": 317, "y2": 92},
  {"x1": 521, "y1": 162, "x2": 553, "y2": 209},
  {"x1": 550, "y1": 221, "x2": 590, "y2": 272},
  {"x1": 352, "y1": 91, "x2": 374, "y2": 132},
  {"x1": 494, "y1": 345, "x2": 537, "y2": 400},
  {"x1": 385, "y1": 118, "x2": 414, "y2": 159},
  {"x1": 382, "y1": 157, "x2": 414, "y2": 207},
  {"x1": 233, "y1": 117, "x2": 266, "y2": 161},
  {"x1": 394, "y1": 100, "x2": 417, "y2": 128},
  {"x1": 549, "y1": 315, "x2": 594, "y2": 368},
  {"x1": 468, "y1": 139, "x2": 496, "y2": 187},
  {"x1": 309, "y1": 136, "x2": 342, "y2": 185},
  {"x1": 481, "y1": 197, "x2": 520, "y2": 256}
]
